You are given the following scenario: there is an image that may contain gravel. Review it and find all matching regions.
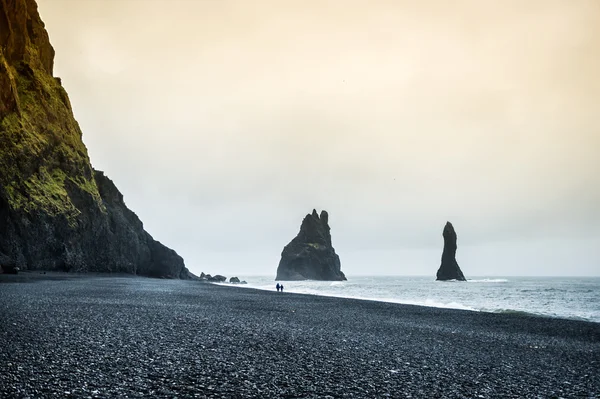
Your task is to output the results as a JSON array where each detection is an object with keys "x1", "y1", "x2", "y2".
[{"x1": 1, "y1": 274, "x2": 599, "y2": 398}]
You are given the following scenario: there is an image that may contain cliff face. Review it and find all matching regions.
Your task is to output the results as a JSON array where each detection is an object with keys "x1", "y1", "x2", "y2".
[
  {"x1": 436, "y1": 222, "x2": 466, "y2": 281},
  {"x1": 276, "y1": 209, "x2": 346, "y2": 281},
  {"x1": 0, "y1": 0, "x2": 191, "y2": 278}
]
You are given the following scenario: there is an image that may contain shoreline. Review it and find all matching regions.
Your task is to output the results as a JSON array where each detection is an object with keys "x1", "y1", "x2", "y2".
[
  {"x1": 216, "y1": 276, "x2": 600, "y2": 325},
  {"x1": 222, "y1": 282, "x2": 598, "y2": 324},
  {"x1": 1, "y1": 276, "x2": 599, "y2": 397},
  {"x1": 4, "y1": 271, "x2": 599, "y2": 324}
]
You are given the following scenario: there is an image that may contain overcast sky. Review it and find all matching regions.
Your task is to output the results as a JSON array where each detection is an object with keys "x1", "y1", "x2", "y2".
[{"x1": 36, "y1": 0, "x2": 599, "y2": 277}]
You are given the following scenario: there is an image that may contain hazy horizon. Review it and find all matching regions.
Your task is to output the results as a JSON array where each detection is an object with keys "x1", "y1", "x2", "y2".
[{"x1": 36, "y1": 0, "x2": 599, "y2": 277}]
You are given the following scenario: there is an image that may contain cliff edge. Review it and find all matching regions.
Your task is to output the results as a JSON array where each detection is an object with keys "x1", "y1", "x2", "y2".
[{"x1": 0, "y1": 0, "x2": 192, "y2": 278}]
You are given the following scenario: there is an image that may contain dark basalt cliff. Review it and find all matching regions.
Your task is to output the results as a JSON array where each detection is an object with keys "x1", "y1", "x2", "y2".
[
  {"x1": 276, "y1": 209, "x2": 346, "y2": 281},
  {"x1": 436, "y1": 221, "x2": 466, "y2": 281},
  {"x1": 0, "y1": 0, "x2": 192, "y2": 278}
]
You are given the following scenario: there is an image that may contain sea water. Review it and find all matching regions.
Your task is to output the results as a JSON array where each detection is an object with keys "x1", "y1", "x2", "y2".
[{"x1": 223, "y1": 276, "x2": 600, "y2": 323}]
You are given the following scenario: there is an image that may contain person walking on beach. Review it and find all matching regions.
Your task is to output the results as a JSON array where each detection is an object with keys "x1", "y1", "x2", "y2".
[
  {"x1": 276, "y1": 283, "x2": 280, "y2": 292},
  {"x1": 280, "y1": 284, "x2": 284, "y2": 292}
]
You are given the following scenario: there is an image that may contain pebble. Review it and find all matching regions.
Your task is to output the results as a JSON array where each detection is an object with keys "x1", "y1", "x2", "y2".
[{"x1": 1, "y1": 276, "x2": 599, "y2": 398}]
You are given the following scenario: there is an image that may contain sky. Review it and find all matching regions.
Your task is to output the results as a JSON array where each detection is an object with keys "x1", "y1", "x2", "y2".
[{"x1": 36, "y1": 0, "x2": 599, "y2": 277}]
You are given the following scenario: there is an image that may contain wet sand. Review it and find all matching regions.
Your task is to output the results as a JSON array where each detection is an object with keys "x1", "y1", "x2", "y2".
[{"x1": 1, "y1": 275, "x2": 599, "y2": 398}]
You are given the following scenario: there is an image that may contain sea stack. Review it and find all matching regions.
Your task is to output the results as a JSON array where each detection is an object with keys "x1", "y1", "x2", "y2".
[
  {"x1": 276, "y1": 209, "x2": 346, "y2": 281},
  {"x1": 0, "y1": 0, "x2": 192, "y2": 278},
  {"x1": 436, "y1": 222, "x2": 466, "y2": 281}
]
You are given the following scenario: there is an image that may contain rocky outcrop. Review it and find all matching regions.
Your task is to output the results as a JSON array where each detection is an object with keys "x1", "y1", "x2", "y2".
[
  {"x1": 276, "y1": 209, "x2": 346, "y2": 281},
  {"x1": 198, "y1": 273, "x2": 245, "y2": 283},
  {"x1": 436, "y1": 222, "x2": 466, "y2": 281},
  {"x1": 0, "y1": 0, "x2": 192, "y2": 278},
  {"x1": 209, "y1": 275, "x2": 227, "y2": 283}
]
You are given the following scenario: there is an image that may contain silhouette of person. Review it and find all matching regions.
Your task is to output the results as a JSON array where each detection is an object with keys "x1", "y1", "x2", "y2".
[
  {"x1": 280, "y1": 284, "x2": 284, "y2": 292},
  {"x1": 276, "y1": 283, "x2": 280, "y2": 292}
]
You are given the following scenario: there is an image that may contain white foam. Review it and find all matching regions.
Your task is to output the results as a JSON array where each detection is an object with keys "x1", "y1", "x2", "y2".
[
  {"x1": 241, "y1": 282, "x2": 480, "y2": 313},
  {"x1": 396, "y1": 298, "x2": 479, "y2": 312}
]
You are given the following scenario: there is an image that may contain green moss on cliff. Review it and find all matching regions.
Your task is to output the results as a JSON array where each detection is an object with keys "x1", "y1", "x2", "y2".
[
  {"x1": 0, "y1": 43, "x2": 102, "y2": 218},
  {"x1": 6, "y1": 167, "x2": 76, "y2": 219},
  {"x1": 0, "y1": 0, "x2": 189, "y2": 277}
]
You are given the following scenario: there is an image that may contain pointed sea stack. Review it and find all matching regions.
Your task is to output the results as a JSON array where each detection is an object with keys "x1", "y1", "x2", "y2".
[
  {"x1": 0, "y1": 0, "x2": 192, "y2": 278},
  {"x1": 436, "y1": 222, "x2": 466, "y2": 281},
  {"x1": 276, "y1": 209, "x2": 346, "y2": 281}
]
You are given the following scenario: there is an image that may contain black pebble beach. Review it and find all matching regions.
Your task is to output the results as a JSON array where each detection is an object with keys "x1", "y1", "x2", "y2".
[{"x1": 1, "y1": 274, "x2": 599, "y2": 398}]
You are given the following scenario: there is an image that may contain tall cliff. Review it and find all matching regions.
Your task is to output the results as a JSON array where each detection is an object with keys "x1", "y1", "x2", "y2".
[
  {"x1": 276, "y1": 209, "x2": 346, "y2": 281},
  {"x1": 0, "y1": 0, "x2": 192, "y2": 278},
  {"x1": 436, "y1": 221, "x2": 466, "y2": 281}
]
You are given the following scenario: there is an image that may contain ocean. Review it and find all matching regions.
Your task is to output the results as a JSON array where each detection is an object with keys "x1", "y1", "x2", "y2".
[{"x1": 223, "y1": 276, "x2": 600, "y2": 323}]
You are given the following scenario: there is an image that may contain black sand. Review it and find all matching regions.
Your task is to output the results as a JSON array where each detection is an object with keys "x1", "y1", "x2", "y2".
[{"x1": 1, "y1": 274, "x2": 599, "y2": 398}]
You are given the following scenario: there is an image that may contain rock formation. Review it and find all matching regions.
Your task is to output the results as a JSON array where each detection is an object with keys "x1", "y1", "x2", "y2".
[
  {"x1": 276, "y1": 209, "x2": 346, "y2": 281},
  {"x1": 436, "y1": 222, "x2": 466, "y2": 281},
  {"x1": 0, "y1": 0, "x2": 192, "y2": 278},
  {"x1": 209, "y1": 275, "x2": 227, "y2": 283}
]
